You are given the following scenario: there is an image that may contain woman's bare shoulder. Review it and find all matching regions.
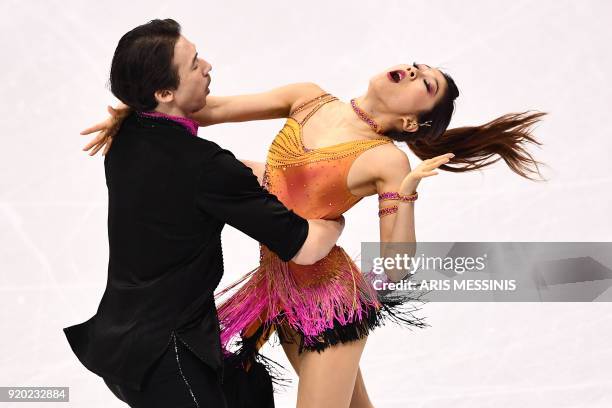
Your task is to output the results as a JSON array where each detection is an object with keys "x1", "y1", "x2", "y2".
[
  {"x1": 363, "y1": 142, "x2": 412, "y2": 181},
  {"x1": 289, "y1": 83, "x2": 330, "y2": 113}
]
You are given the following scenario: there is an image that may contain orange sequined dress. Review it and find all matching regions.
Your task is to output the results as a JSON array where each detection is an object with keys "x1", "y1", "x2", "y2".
[{"x1": 215, "y1": 94, "x2": 427, "y2": 378}]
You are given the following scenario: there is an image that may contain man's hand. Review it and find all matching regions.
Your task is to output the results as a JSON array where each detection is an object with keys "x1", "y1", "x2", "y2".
[{"x1": 291, "y1": 215, "x2": 345, "y2": 265}]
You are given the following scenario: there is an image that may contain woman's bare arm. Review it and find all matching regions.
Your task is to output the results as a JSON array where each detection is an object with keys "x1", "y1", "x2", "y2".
[
  {"x1": 368, "y1": 148, "x2": 454, "y2": 281},
  {"x1": 81, "y1": 83, "x2": 325, "y2": 155},
  {"x1": 190, "y1": 82, "x2": 323, "y2": 126},
  {"x1": 375, "y1": 149, "x2": 416, "y2": 242}
]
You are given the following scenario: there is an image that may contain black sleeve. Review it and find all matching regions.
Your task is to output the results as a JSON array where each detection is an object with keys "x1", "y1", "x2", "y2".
[{"x1": 196, "y1": 145, "x2": 309, "y2": 262}]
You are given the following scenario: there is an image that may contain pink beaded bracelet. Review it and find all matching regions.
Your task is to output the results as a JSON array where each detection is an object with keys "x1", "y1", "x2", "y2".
[
  {"x1": 378, "y1": 191, "x2": 419, "y2": 203},
  {"x1": 378, "y1": 206, "x2": 398, "y2": 218}
]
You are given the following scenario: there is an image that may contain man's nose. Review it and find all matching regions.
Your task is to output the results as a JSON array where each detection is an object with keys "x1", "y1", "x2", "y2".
[{"x1": 202, "y1": 61, "x2": 212, "y2": 76}]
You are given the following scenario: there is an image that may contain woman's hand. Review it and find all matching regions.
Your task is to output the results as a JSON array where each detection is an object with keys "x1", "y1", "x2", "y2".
[
  {"x1": 81, "y1": 104, "x2": 131, "y2": 156},
  {"x1": 399, "y1": 152, "x2": 455, "y2": 194}
]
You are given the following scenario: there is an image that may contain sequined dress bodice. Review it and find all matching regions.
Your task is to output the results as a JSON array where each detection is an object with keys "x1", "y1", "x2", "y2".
[{"x1": 262, "y1": 117, "x2": 392, "y2": 220}]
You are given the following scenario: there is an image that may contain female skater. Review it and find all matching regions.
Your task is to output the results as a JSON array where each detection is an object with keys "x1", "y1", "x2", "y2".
[{"x1": 83, "y1": 63, "x2": 546, "y2": 407}]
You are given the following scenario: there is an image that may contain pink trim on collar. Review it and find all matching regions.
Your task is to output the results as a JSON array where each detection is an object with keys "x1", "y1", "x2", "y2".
[{"x1": 139, "y1": 111, "x2": 199, "y2": 136}]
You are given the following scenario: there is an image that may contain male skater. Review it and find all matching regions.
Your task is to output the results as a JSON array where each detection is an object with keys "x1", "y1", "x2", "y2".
[{"x1": 63, "y1": 19, "x2": 343, "y2": 408}]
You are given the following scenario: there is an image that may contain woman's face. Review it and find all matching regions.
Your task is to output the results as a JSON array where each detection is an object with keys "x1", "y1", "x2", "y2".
[{"x1": 369, "y1": 63, "x2": 448, "y2": 117}]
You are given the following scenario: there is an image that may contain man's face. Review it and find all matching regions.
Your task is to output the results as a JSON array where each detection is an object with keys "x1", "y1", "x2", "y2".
[{"x1": 170, "y1": 35, "x2": 212, "y2": 114}]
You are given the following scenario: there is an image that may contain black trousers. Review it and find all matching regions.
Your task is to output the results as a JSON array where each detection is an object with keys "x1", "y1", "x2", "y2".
[{"x1": 103, "y1": 332, "x2": 227, "y2": 408}]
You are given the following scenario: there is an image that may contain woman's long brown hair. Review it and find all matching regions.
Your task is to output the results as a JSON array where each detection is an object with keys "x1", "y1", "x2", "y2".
[{"x1": 386, "y1": 72, "x2": 548, "y2": 181}]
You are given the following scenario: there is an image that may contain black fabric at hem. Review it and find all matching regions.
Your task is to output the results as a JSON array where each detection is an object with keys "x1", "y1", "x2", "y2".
[{"x1": 223, "y1": 289, "x2": 430, "y2": 396}]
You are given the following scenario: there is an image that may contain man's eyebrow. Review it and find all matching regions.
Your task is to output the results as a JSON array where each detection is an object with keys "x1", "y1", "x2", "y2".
[{"x1": 192, "y1": 52, "x2": 198, "y2": 66}]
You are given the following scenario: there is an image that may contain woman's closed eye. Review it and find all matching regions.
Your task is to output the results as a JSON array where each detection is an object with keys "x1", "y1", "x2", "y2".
[{"x1": 412, "y1": 62, "x2": 431, "y2": 93}]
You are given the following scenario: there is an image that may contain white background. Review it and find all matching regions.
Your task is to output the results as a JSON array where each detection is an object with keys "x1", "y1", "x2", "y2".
[{"x1": 1, "y1": 0, "x2": 611, "y2": 407}]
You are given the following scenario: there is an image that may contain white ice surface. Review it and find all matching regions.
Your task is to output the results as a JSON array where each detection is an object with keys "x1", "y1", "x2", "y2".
[{"x1": 1, "y1": 0, "x2": 611, "y2": 407}]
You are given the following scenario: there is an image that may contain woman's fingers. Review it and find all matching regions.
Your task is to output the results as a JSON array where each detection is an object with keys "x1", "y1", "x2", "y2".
[
  {"x1": 81, "y1": 113, "x2": 118, "y2": 136},
  {"x1": 424, "y1": 154, "x2": 453, "y2": 169},
  {"x1": 420, "y1": 161, "x2": 445, "y2": 172},
  {"x1": 412, "y1": 171, "x2": 438, "y2": 180},
  {"x1": 82, "y1": 133, "x2": 104, "y2": 151},
  {"x1": 80, "y1": 122, "x2": 106, "y2": 135},
  {"x1": 432, "y1": 154, "x2": 454, "y2": 163},
  {"x1": 102, "y1": 138, "x2": 113, "y2": 156},
  {"x1": 89, "y1": 141, "x2": 105, "y2": 156},
  {"x1": 422, "y1": 154, "x2": 451, "y2": 166},
  {"x1": 107, "y1": 105, "x2": 117, "y2": 116},
  {"x1": 409, "y1": 153, "x2": 453, "y2": 181},
  {"x1": 80, "y1": 106, "x2": 126, "y2": 156}
]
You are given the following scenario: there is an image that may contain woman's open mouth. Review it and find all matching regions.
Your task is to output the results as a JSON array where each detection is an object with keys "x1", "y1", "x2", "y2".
[{"x1": 387, "y1": 70, "x2": 406, "y2": 83}]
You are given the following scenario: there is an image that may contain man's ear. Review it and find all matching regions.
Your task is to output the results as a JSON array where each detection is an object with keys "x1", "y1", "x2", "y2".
[
  {"x1": 401, "y1": 116, "x2": 418, "y2": 133},
  {"x1": 154, "y1": 89, "x2": 175, "y2": 105}
]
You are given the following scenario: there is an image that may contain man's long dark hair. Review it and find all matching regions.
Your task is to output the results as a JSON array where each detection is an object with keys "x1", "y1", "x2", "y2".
[
  {"x1": 109, "y1": 19, "x2": 182, "y2": 111},
  {"x1": 386, "y1": 72, "x2": 548, "y2": 181}
]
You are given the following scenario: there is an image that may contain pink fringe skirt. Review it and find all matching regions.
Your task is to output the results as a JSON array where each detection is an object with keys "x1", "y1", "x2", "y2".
[{"x1": 215, "y1": 244, "x2": 428, "y2": 360}]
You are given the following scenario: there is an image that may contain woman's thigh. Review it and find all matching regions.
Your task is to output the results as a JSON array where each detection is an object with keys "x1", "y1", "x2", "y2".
[
  {"x1": 279, "y1": 324, "x2": 373, "y2": 408},
  {"x1": 279, "y1": 324, "x2": 303, "y2": 375},
  {"x1": 349, "y1": 367, "x2": 375, "y2": 408},
  {"x1": 296, "y1": 337, "x2": 367, "y2": 408}
]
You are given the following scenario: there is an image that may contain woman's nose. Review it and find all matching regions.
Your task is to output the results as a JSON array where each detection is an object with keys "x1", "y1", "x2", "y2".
[{"x1": 406, "y1": 67, "x2": 417, "y2": 80}]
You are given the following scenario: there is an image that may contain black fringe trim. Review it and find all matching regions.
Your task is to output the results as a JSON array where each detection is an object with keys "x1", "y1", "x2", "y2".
[
  {"x1": 276, "y1": 288, "x2": 430, "y2": 354},
  {"x1": 222, "y1": 285, "x2": 431, "y2": 403},
  {"x1": 223, "y1": 323, "x2": 292, "y2": 388}
]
